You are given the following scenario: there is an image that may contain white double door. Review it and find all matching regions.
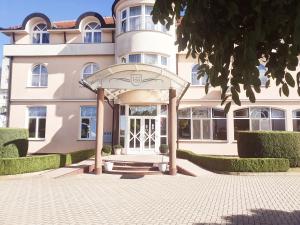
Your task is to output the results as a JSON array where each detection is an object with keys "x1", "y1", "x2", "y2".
[{"x1": 127, "y1": 116, "x2": 159, "y2": 154}]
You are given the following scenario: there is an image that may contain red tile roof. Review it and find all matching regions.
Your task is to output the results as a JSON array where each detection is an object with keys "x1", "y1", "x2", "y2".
[{"x1": 4, "y1": 17, "x2": 115, "y2": 30}]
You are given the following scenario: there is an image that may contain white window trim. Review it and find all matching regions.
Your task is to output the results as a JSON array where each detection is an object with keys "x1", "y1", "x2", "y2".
[
  {"x1": 178, "y1": 107, "x2": 227, "y2": 141},
  {"x1": 122, "y1": 53, "x2": 169, "y2": 68},
  {"x1": 119, "y1": 4, "x2": 168, "y2": 34},
  {"x1": 81, "y1": 63, "x2": 100, "y2": 79},
  {"x1": 291, "y1": 109, "x2": 300, "y2": 131},
  {"x1": 233, "y1": 107, "x2": 286, "y2": 137},
  {"x1": 31, "y1": 23, "x2": 49, "y2": 44},
  {"x1": 27, "y1": 64, "x2": 48, "y2": 88},
  {"x1": 27, "y1": 106, "x2": 47, "y2": 140},
  {"x1": 82, "y1": 22, "x2": 102, "y2": 44},
  {"x1": 191, "y1": 64, "x2": 207, "y2": 86},
  {"x1": 79, "y1": 106, "x2": 97, "y2": 141}
]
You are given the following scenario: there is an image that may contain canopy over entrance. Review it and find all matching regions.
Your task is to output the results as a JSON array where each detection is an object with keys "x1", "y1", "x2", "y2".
[
  {"x1": 81, "y1": 64, "x2": 189, "y2": 101},
  {"x1": 81, "y1": 64, "x2": 189, "y2": 176}
]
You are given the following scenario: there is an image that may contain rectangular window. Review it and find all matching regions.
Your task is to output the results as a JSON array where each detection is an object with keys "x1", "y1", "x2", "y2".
[
  {"x1": 234, "y1": 119, "x2": 250, "y2": 139},
  {"x1": 293, "y1": 119, "x2": 300, "y2": 131},
  {"x1": 129, "y1": 6, "x2": 142, "y2": 31},
  {"x1": 129, "y1": 54, "x2": 142, "y2": 63},
  {"x1": 80, "y1": 106, "x2": 96, "y2": 140},
  {"x1": 161, "y1": 56, "x2": 168, "y2": 66},
  {"x1": 144, "y1": 54, "x2": 158, "y2": 65},
  {"x1": 28, "y1": 107, "x2": 47, "y2": 139},
  {"x1": 178, "y1": 119, "x2": 191, "y2": 139},
  {"x1": 213, "y1": 119, "x2": 227, "y2": 140}
]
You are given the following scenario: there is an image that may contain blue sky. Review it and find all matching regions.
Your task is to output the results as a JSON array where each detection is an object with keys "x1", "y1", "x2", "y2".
[{"x1": 0, "y1": 0, "x2": 115, "y2": 60}]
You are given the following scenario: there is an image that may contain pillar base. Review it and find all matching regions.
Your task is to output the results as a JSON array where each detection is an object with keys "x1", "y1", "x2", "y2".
[
  {"x1": 169, "y1": 168, "x2": 177, "y2": 176},
  {"x1": 94, "y1": 168, "x2": 102, "y2": 175}
]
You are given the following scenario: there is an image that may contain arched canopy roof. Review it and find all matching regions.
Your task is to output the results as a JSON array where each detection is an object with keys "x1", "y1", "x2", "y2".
[
  {"x1": 81, "y1": 64, "x2": 190, "y2": 101},
  {"x1": 22, "y1": 13, "x2": 51, "y2": 29}
]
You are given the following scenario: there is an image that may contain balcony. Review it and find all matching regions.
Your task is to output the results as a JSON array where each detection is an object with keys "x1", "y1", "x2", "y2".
[{"x1": 3, "y1": 43, "x2": 115, "y2": 57}]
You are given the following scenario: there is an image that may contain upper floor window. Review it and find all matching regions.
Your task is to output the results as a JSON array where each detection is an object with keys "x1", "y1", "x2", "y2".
[
  {"x1": 120, "y1": 5, "x2": 167, "y2": 33},
  {"x1": 234, "y1": 107, "x2": 285, "y2": 139},
  {"x1": 32, "y1": 24, "x2": 49, "y2": 44},
  {"x1": 31, "y1": 64, "x2": 48, "y2": 87},
  {"x1": 84, "y1": 22, "x2": 101, "y2": 43},
  {"x1": 178, "y1": 107, "x2": 227, "y2": 141},
  {"x1": 292, "y1": 110, "x2": 300, "y2": 131},
  {"x1": 258, "y1": 64, "x2": 268, "y2": 86},
  {"x1": 191, "y1": 64, "x2": 208, "y2": 86},
  {"x1": 28, "y1": 106, "x2": 47, "y2": 139},
  {"x1": 125, "y1": 53, "x2": 169, "y2": 68},
  {"x1": 82, "y1": 63, "x2": 100, "y2": 79}
]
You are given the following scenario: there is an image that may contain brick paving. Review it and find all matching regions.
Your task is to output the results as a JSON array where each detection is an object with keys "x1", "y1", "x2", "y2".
[{"x1": 0, "y1": 173, "x2": 299, "y2": 225}]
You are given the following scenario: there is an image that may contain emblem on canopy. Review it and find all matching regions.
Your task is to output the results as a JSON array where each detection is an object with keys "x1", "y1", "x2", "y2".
[{"x1": 131, "y1": 75, "x2": 142, "y2": 86}]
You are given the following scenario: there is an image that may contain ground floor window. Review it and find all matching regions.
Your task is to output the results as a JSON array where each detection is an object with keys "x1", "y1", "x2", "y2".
[
  {"x1": 28, "y1": 107, "x2": 46, "y2": 139},
  {"x1": 234, "y1": 107, "x2": 285, "y2": 139},
  {"x1": 292, "y1": 110, "x2": 300, "y2": 131},
  {"x1": 80, "y1": 106, "x2": 96, "y2": 140},
  {"x1": 160, "y1": 105, "x2": 168, "y2": 145},
  {"x1": 178, "y1": 107, "x2": 227, "y2": 141}
]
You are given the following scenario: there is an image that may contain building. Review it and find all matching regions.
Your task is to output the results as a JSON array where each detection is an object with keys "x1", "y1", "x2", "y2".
[
  {"x1": 0, "y1": 0, "x2": 300, "y2": 159},
  {"x1": 0, "y1": 58, "x2": 9, "y2": 127}
]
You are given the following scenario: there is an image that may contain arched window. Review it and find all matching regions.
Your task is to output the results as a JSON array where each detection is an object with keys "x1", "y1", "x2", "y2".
[
  {"x1": 82, "y1": 63, "x2": 100, "y2": 79},
  {"x1": 32, "y1": 23, "x2": 49, "y2": 44},
  {"x1": 292, "y1": 110, "x2": 300, "y2": 131},
  {"x1": 84, "y1": 22, "x2": 101, "y2": 43},
  {"x1": 234, "y1": 107, "x2": 285, "y2": 139},
  {"x1": 178, "y1": 107, "x2": 227, "y2": 140},
  {"x1": 31, "y1": 64, "x2": 48, "y2": 87},
  {"x1": 191, "y1": 64, "x2": 208, "y2": 86}
]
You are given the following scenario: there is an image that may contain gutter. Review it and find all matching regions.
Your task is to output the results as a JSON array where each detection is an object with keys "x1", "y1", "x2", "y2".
[{"x1": 6, "y1": 56, "x2": 13, "y2": 127}]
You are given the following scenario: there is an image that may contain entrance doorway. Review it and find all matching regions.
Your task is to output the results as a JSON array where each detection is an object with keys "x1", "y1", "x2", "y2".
[{"x1": 120, "y1": 105, "x2": 168, "y2": 154}]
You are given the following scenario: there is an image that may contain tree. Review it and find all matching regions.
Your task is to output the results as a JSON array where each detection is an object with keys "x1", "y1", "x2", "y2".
[{"x1": 152, "y1": 0, "x2": 300, "y2": 112}]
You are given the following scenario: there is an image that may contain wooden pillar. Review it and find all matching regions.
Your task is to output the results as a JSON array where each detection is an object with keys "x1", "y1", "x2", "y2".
[
  {"x1": 168, "y1": 88, "x2": 177, "y2": 175},
  {"x1": 112, "y1": 104, "x2": 120, "y2": 146},
  {"x1": 95, "y1": 88, "x2": 105, "y2": 175}
]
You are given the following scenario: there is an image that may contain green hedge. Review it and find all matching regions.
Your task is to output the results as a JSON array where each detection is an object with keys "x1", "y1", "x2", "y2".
[
  {"x1": 0, "y1": 128, "x2": 29, "y2": 158},
  {"x1": 237, "y1": 131, "x2": 300, "y2": 167},
  {"x1": 177, "y1": 149, "x2": 290, "y2": 173},
  {"x1": 0, "y1": 149, "x2": 96, "y2": 176}
]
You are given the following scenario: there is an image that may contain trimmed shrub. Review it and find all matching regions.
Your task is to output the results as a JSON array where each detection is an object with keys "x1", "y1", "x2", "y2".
[
  {"x1": 237, "y1": 131, "x2": 300, "y2": 167},
  {"x1": 64, "y1": 149, "x2": 95, "y2": 165},
  {"x1": 0, "y1": 128, "x2": 29, "y2": 158},
  {"x1": 0, "y1": 154, "x2": 62, "y2": 175},
  {"x1": 0, "y1": 149, "x2": 96, "y2": 176},
  {"x1": 102, "y1": 145, "x2": 112, "y2": 155},
  {"x1": 177, "y1": 149, "x2": 290, "y2": 172}
]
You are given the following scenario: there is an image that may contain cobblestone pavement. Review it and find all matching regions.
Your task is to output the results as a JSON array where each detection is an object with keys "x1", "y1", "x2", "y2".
[{"x1": 0, "y1": 173, "x2": 300, "y2": 225}]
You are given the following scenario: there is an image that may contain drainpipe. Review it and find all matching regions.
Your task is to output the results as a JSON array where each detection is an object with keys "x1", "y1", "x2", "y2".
[{"x1": 6, "y1": 56, "x2": 13, "y2": 127}]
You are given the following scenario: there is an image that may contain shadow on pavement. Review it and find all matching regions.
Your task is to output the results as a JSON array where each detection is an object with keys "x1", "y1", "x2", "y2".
[{"x1": 194, "y1": 209, "x2": 300, "y2": 225}]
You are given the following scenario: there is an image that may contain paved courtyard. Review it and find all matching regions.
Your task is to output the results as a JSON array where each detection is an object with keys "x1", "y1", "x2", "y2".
[{"x1": 0, "y1": 173, "x2": 300, "y2": 225}]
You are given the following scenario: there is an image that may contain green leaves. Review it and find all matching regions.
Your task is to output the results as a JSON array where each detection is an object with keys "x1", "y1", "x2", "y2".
[{"x1": 152, "y1": 0, "x2": 300, "y2": 110}]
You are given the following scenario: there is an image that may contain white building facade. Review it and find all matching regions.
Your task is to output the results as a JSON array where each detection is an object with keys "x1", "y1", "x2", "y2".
[{"x1": 0, "y1": 0, "x2": 300, "y2": 156}]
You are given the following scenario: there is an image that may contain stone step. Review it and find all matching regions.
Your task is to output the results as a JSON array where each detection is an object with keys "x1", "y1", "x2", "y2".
[
  {"x1": 103, "y1": 160, "x2": 154, "y2": 167},
  {"x1": 105, "y1": 169, "x2": 164, "y2": 176},
  {"x1": 112, "y1": 165, "x2": 159, "y2": 171}
]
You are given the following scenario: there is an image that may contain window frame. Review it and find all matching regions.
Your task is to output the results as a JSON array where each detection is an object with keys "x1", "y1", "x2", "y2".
[
  {"x1": 81, "y1": 63, "x2": 100, "y2": 79},
  {"x1": 233, "y1": 107, "x2": 286, "y2": 139},
  {"x1": 28, "y1": 64, "x2": 48, "y2": 88},
  {"x1": 27, "y1": 106, "x2": 47, "y2": 140},
  {"x1": 32, "y1": 23, "x2": 49, "y2": 44},
  {"x1": 123, "y1": 53, "x2": 169, "y2": 68},
  {"x1": 178, "y1": 107, "x2": 228, "y2": 141},
  {"x1": 292, "y1": 109, "x2": 300, "y2": 131},
  {"x1": 79, "y1": 106, "x2": 97, "y2": 141},
  {"x1": 83, "y1": 22, "x2": 102, "y2": 44},
  {"x1": 191, "y1": 64, "x2": 208, "y2": 86},
  {"x1": 119, "y1": 4, "x2": 168, "y2": 34}
]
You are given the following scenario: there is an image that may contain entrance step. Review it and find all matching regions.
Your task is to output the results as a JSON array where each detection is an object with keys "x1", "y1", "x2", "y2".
[{"x1": 103, "y1": 160, "x2": 165, "y2": 176}]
